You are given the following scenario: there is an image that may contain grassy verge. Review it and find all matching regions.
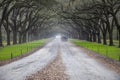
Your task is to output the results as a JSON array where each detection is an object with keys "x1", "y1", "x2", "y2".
[
  {"x1": 71, "y1": 39, "x2": 120, "y2": 61},
  {"x1": 0, "y1": 39, "x2": 48, "y2": 61}
]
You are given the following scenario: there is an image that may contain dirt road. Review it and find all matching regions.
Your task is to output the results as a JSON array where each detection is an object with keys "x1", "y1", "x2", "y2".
[
  {"x1": 0, "y1": 39, "x2": 59, "y2": 80},
  {"x1": 60, "y1": 41, "x2": 120, "y2": 80},
  {"x1": 0, "y1": 38, "x2": 120, "y2": 80}
]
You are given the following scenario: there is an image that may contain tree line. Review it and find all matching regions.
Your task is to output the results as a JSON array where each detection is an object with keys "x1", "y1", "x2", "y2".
[
  {"x1": 0, "y1": 0, "x2": 120, "y2": 48},
  {"x1": 61, "y1": 0, "x2": 120, "y2": 47},
  {"x1": 0, "y1": 0, "x2": 57, "y2": 47}
]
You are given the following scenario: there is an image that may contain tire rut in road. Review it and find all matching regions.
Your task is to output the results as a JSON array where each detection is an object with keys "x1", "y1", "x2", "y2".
[{"x1": 26, "y1": 51, "x2": 69, "y2": 80}]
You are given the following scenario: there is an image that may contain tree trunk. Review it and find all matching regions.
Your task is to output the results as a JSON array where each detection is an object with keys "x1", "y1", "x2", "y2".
[
  {"x1": 93, "y1": 33, "x2": 96, "y2": 42},
  {"x1": 86, "y1": 36, "x2": 89, "y2": 41},
  {"x1": 13, "y1": 30, "x2": 17, "y2": 44},
  {"x1": 90, "y1": 33, "x2": 92, "y2": 42},
  {"x1": 78, "y1": 32, "x2": 81, "y2": 40},
  {"x1": 118, "y1": 29, "x2": 120, "y2": 48},
  {"x1": 86, "y1": 33, "x2": 89, "y2": 41},
  {"x1": 0, "y1": 26, "x2": 3, "y2": 47},
  {"x1": 116, "y1": 29, "x2": 119, "y2": 40},
  {"x1": 111, "y1": 13, "x2": 120, "y2": 46},
  {"x1": 28, "y1": 32, "x2": 30, "y2": 42},
  {"x1": 102, "y1": 33, "x2": 107, "y2": 45},
  {"x1": 22, "y1": 33, "x2": 27, "y2": 43},
  {"x1": 108, "y1": 32, "x2": 114, "y2": 46},
  {"x1": 19, "y1": 33, "x2": 22, "y2": 44},
  {"x1": 97, "y1": 32, "x2": 101, "y2": 43},
  {"x1": 6, "y1": 30, "x2": 11, "y2": 45}
]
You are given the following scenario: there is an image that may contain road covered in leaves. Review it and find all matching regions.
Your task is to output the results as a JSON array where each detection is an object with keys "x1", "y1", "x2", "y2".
[{"x1": 0, "y1": 38, "x2": 120, "y2": 80}]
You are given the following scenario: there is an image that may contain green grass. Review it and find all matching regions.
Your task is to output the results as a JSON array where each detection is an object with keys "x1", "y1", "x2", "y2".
[
  {"x1": 71, "y1": 39, "x2": 120, "y2": 61},
  {"x1": 0, "y1": 39, "x2": 48, "y2": 61}
]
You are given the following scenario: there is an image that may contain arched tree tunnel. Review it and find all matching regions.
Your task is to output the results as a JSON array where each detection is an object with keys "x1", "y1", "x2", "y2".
[
  {"x1": 0, "y1": 0, "x2": 120, "y2": 47},
  {"x1": 0, "y1": 1, "x2": 120, "y2": 80}
]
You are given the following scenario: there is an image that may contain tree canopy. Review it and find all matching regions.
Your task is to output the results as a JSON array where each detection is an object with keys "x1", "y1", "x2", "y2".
[{"x1": 0, "y1": 0, "x2": 120, "y2": 47}]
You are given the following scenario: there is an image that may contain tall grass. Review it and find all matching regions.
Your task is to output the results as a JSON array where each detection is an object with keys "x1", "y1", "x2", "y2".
[{"x1": 71, "y1": 39, "x2": 120, "y2": 61}]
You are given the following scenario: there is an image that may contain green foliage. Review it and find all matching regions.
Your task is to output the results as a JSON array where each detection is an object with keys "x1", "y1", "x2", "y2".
[
  {"x1": 71, "y1": 39, "x2": 120, "y2": 61},
  {"x1": 0, "y1": 39, "x2": 48, "y2": 61}
]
